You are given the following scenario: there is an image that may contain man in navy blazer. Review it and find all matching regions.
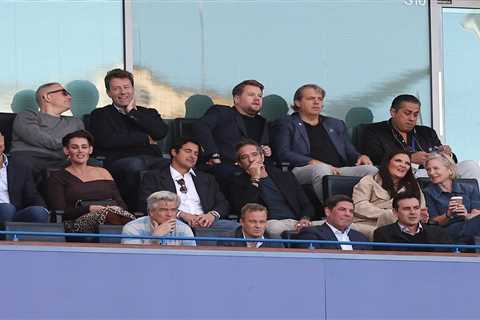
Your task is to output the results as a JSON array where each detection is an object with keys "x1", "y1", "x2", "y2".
[
  {"x1": 192, "y1": 80, "x2": 270, "y2": 182},
  {"x1": 272, "y1": 84, "x2": 377, "y2": 201},
  {"x1": 222, "y1": 203, "x2": 284, "y2": 248},
  {"x1": 295, "y1": 195, "x2": 370, "y2": 250},
  {"x1": 138, "y1": 137, "x2": 237, "y2": 231},
  {"x1": 0, "y1": 133, "x2": 48, "y2": 223}
]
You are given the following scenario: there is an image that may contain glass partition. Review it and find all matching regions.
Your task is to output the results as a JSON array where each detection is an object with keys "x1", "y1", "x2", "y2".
[
  {"x1": 132, "y1": 0, "x2": 430, "y2": 128},
  {"x1": 0, "y1": 0, "x2": 124, "y2": 117},
  {"x1": 442, "y1": 8, "x2": 480, "y2": 160}
]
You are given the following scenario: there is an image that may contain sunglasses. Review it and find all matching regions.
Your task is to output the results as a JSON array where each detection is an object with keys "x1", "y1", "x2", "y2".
[
  {"x1": 47, "y1": 88, "x2": 71, "y2": 96},
  {"x1": 176, "y1": 179, "x2": 187, "y2": 194}
]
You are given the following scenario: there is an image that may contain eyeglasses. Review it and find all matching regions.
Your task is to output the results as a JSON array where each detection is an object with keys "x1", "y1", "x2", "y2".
[
  {"x1": 176, "y1": 179, "x2": 187, "y2": 194},
  {"x1": 47, "y1": 88, "x2": 71, "y2": 96}
]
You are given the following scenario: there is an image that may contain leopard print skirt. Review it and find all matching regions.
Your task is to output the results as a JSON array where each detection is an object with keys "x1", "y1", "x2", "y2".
[{"x1": 64, "y1": 206, "x2": 136, "y2": 233}]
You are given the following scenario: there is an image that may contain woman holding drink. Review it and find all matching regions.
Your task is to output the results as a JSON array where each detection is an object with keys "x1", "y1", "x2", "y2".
[{"x1": 424, "y1": 153, "x2": 480, "y2": 243}]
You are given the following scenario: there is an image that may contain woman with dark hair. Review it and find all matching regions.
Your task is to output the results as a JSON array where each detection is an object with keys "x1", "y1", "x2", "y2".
[
  {"x1": 352, "y1": 151, "x2": 427, "y2": 239},
  {"x1": 47, "y1": 130, "x2": 135, "y2": 233},
  {"x1": 424, "y1": 152, "x2": 480, "y2": 243}
]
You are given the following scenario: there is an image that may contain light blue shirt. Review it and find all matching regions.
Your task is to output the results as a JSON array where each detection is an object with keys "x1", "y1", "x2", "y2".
[
  {"x1": 0, "y1": 154, "x2": 10, "y2": 204},
  {"x1": 121, "y1": 216, "x2": 196, "y2": 246}
]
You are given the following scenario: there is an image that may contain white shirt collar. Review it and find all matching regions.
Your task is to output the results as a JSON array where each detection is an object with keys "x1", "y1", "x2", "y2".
[
  {"x1": 112, "y1": 103, "x2": 136, "y2": 115},
  {"x1": 326, "y1": 222, "x2": 351, "y2": 236},
  {"x1": 169, "y1": 165, "x2": 196, "y2": 180},
  {"x1": 398, "y1": 222, "x2": 423, "y2": 236},
  {"x1": 242, "y1": 231, "x2": 264, "y2": 248}
]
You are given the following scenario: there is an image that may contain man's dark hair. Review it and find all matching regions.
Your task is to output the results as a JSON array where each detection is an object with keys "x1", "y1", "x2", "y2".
[
  {"x1": 232, "y1": 80, "x2": 264, "y2": 97},
  {"x1": 104, "y1": 68, "x2": 134, "y2": 91},
  {"x1": 240, "y1": 203, "x2": 267, "y2": 219},
  {"x1": 292, "y1": 84, "x2": 326, "y2": 111},
  {"x1": 392, "y1": 192, "x2": 420, "y2": 210},
  {"x1": 378, "y1": 151, "x2": 421, "y2": 199},
  {"x1": 62, "y1": 130, "x2": 94, "y2": 147},
  {"x1": 390, "y1": 94, "x2": 421, "y2": 111},
  {"x1": 170, "y1": 137, "x2": 202, "y2": 158},
  {"x1": 324, "y1": 194, "x2": 353, "y2": 210},
  {"x1": 235, "y1": 139, "x2": 262, "y2": 160}
]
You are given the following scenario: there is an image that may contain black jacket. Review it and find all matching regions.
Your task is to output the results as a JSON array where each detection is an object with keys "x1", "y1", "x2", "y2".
[
  {"x1": 138, "y1": 166, "x2": 230, "y2": 217},
  {"x1": 373, "y1": 223, "x2": 451, "y2": 252},
  {"x1": 192, "y1": 105, "x2": 269, "y2": 163},
  {"x1": 222, "y1": 227, "x2": 284, "y2": 248},
  {"x1": 227, "y1": 166, "x2": 314, "y2": 219},
  {"x1": 88, "y1": 105, "x2": 169, "y2": 164},
  {"x1": 6, "y1": 159, "x2": 46, "y2": 209},
  {"x1": 295, "y1": 223, "x2": 370, "y2": 250},
  {"x1": 359, "y1": 120, "x2": 446, "y2": 165}
]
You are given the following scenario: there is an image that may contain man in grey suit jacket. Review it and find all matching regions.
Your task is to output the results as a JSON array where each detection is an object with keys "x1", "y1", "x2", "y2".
[{"x1": 272, "y1": 84, "x2": 377, "y2": 201}]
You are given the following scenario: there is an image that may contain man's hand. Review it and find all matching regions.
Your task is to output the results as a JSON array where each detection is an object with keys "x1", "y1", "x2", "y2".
[
  {"x1": 179, "y1": 212, "x2": 200, "y2": 227},
  {"x1": 206, "y1": 153, "x2": 221, "y2": 165},
  {"x1": 330, "y1": 166, "x2": 341, "y2": 175},
  {"x1": 148, "y1": 135, "x2": 157, "y2": 145},
  {"x1": 410, "y1": 151, "x2": 429, "y2": 165},
  {"x1": 420, "y1": 208, "x2": 429, "y2": 224},
  {"x1": 125, "y1": 97, "x2": 136, "y2": 113},
  {"x1": 89, "y1": 205, "x2": 106, "y2": 213},
  {"x1": 261, "y1": 145, "x2": 272, "y2": 157},
  {"x1": 295, "y1": 218, "x2": 312, "y2": 232},
  {"x1": 196, "y1": 213, "x2": 215, "y2": 228},
  {"x1": 246, "y1": 162, "x2": 265, "y2": 180},
  {"x1": 356, "y1": 155, "x2": 373, "y2": 166},
  {"x1": 308, "y1": 159, "x2": 322, "y2": 166},
  {"x1": 206, "y1": 158, "x2": 222, "y2": 165},
  {"x1": 152, "y1": 218, "x2": 176, "y2": 236},
  {"x1": 466, "y1": 209, "x2": 480, "y2": 220},
  {"x1": 439, "y1": 145, "x2": 453, "y2": 157}
]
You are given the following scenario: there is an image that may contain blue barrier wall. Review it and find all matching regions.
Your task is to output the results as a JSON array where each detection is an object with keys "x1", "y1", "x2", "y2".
[{"x1": 0, "y1": 243, "x2": 478, "y2": 319}]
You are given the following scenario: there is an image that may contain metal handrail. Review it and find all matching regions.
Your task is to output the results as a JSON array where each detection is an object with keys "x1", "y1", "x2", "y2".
[{"x1": 0, "y1": 230, "x2": 477, "y2": 252}]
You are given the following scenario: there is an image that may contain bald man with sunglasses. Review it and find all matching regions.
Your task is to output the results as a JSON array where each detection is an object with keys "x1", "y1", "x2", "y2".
[{"x1": 11, "y1": 82, "x2": 84, "y2": 178}]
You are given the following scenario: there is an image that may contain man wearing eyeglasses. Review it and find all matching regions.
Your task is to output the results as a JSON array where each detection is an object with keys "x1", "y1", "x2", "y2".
[
  {"x1": 11, "y1": 82, "x2": 84, "y2": 178},
  {"x1": 138, "y1": 137, "x2": 237, "y2": 231}
]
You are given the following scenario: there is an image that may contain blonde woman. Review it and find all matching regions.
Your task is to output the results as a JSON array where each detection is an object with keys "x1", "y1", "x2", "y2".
[{"x1": 424, "y1": 153, "x2": 480, "y2": 243}]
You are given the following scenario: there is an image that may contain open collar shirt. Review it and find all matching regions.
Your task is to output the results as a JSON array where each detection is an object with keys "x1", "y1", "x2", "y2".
[
  {"x1": 326, "y1": 222, "x2": 353, "y2": 250},
  {"x1": 170, "y1": 166, "x2": 204, "y2": 215},
  {"x1": 0, "y1": 154, "x2": 10, "y2": 204}
]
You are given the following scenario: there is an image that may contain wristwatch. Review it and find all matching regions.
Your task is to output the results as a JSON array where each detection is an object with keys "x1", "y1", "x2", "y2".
[{"x1": 208, "y1": 211, "x2": 221, "y2": 220}]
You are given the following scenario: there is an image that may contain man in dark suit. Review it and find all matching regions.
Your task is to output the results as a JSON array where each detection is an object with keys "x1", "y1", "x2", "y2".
[
  {"x1": 272, "y1": 84, "x2": 377, "y2": 202},
  {"x1": 374, "y1": 192, "x2": 451, "y2": 252},
  {"x1": 359, "y1": 94, "x2": 480, "y2": 183},
  {"x1": 223, "y1": 203, "x2": 283, "y2": 248},
  {"x1": 138, "y1": 137, "x2": 237, "y2": 231},
  {"x1": 295, "y1": 195, "x2": 370, "y2": 250},
  {"x1": 227, "y1": 139, "x2": 321, "y2": 238},
  {"x1": 0, "y1": 133, "x2": 48, "y2": 223},
  {"x1": 192, "y1": 80, "x2": 270, "y2": 183},
  {"x1": 89, "y1": 69, "x2": 169, "y2": 210}
]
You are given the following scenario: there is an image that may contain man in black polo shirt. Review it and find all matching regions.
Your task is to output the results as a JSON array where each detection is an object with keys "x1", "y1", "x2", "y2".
[
  {"x1": 374, "y1": 192, "x2": 451, "y2": 252},
  {"x1": 227, "y1": 139, "x2": 321, "y2": 238},
  {"x1": 272, "y1": 84, "x2": 377, "y2": 201}
]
